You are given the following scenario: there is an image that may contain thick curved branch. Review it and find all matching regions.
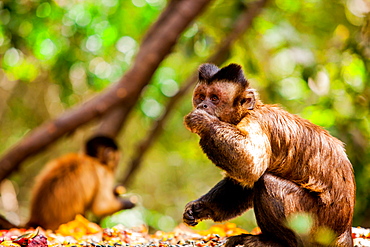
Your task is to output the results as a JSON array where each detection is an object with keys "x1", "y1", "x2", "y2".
[
  {"x1": 121, "y1": 0, "x2": 270, "y2": 186},
  {"x1": 0, "y1": 0, "x2": 213, "y2": 182},
  {"x1": 97, "y1": 0, "x2": 209, "y2": 137}
]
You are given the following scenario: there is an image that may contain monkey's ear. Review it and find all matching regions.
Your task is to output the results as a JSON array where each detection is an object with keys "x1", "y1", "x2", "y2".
[
  {"x1": 198, "y1": 63, "x2": 219, "y2": 81},
  {"x1": 212, "y1": 63, "x2": 247, "y2": 86},
  {"x1": 241, "y1": 89, "x2": 256, "y2": 110}
]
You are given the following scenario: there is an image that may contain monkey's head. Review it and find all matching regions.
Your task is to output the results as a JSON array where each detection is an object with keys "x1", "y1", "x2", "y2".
[
  {"x1": 192, "y1": 63, "x2": 256, "y2": 124},
  {"x1": 85, "y1": 135, "x2": 120, "y2": 169}
]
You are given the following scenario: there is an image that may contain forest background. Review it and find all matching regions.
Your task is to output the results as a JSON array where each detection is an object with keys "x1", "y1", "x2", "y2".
[{"x1": 0, "y1": 0, "x2": 369, "y2": 232}]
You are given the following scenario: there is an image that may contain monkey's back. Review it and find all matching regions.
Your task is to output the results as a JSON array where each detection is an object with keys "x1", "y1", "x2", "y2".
[
  {"x1": 27, "y1": 153, "x2": 99, "y2": 230},
  {"x1": 255, "y1": 105, "x2": 355, "y2": 229},
  {"x1": 257, "y1": 106, "x2": 354, "y2": 190}
]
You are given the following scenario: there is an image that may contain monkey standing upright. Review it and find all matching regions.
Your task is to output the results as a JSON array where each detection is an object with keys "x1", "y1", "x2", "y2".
[
  {"x1": 27, "y1": 136, "x2": 135, "y2": 230},
  {"x1": 183, "y1": 63, "x2": 355, "y2": 247}
]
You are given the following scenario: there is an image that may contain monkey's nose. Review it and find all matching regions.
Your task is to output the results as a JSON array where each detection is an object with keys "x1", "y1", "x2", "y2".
[{"x1": 197, "y1": 104, "x2": 208, "y2": 109}]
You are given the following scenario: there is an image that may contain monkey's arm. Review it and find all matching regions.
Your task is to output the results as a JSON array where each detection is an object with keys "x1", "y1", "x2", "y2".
[
  {"x1": 91, "y1": 192, "x2": 134, "y2": 217},
  {"x1": 183, "y1": 177, "x2": 254, "y2": 226},
  {"x1": 185, "y1": 109, "x2": 271, "y2": 187},
  {"x1": 91, "y1": 171, "x2": 134, "y2": 216}
]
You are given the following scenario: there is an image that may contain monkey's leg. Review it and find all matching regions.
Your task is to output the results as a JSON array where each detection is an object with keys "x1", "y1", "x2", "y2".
[
  {"x1": 227, "y1": 173, "x2": 307, "y2": 247},
  {"x1": 183, "y1": 177, "x2": 254, "y2": 226},
  {"x1": 227, "y1": 173, "x2": 354, "y2": 247}
]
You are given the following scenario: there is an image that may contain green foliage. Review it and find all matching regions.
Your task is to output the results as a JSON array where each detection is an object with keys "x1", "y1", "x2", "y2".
[
  {"x1": 287, "y1": 212, "x2": 314, "y2": 236},
  {"x1": 0, "y1": 0, "x2": 369, "y2": 230}
]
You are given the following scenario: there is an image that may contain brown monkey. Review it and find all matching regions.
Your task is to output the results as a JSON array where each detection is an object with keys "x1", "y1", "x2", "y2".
[
  {"x1": 183, "y1": 63, "x2": 355, "y2": 247},
  {"x1": 27, "y1": 136, "x2": 135, "y2": 230}
]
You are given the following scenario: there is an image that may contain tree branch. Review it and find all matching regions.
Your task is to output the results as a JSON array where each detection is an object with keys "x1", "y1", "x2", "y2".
[
  {"x1": 0, "y1": 0, "x2": 213, "y2": 182},
  {"x1": 121, "y1": 0, "x2": 270, "y2": 186},
  {"x1": 97, "y1": 0, "x2": 212, "y2": 137}
]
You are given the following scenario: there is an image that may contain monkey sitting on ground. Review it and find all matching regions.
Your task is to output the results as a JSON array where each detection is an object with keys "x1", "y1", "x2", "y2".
[
  {"x1": 183, "y1": 63, "x2": 355, "y2": 247},
  {"x1": 27, "y1": 136, "x2": 135, "y2": 230}
]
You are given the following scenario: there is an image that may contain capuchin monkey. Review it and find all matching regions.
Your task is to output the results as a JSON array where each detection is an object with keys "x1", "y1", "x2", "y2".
[
  {"x1": 27, "y1": 136, "x2": 135, "y2": 230},
  {"x1": 183, "y1": 63, "x2": 355, "y2": 247}
]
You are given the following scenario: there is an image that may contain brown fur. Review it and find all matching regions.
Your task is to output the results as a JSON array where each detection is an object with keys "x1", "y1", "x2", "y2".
[
  {"x1": 27, "y1": 137, "x2": 134, "y2": 230},
  {"x1": 183, "y1": 63, "x2": 355, "y2": 247}
]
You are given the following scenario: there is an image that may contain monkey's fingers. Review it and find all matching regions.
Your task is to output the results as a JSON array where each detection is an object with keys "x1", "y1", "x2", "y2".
[
  {"x1": 114, "y1": 185, "x2": 127, "y2": 196},
  {"x1": 183, "y1": 209, "x2": 199, "y2": 226},
  {"x1": 183, "y1": 201, "x2": 209, "y2": 226},
  {"x1": 183, "y1": 199, "x2": 215, "y2": 227},
  {"x1": 120, "y1": 198, "x2": 136, "y2": 209}
]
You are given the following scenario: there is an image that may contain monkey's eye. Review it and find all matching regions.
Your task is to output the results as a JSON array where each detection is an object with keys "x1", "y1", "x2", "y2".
[{"x1": 210, "y1": 95, "x2": 219, "y2": 102}]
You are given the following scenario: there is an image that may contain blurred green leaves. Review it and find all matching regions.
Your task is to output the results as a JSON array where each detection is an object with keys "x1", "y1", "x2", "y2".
[
  {"x1": 287, "y1": 212, "x2": 337, "y2": 246},
  {"x1": 287, "y1": 212, "x2": 313, "y2": 236},
  {"x1": 0, "y1": 0, "x2": 162, "y2": 101},
  {"x1": 36, "y1": 2, "x2": 51, "y2": 18}
]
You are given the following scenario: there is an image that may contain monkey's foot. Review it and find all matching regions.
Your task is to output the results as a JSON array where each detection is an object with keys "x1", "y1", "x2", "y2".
[{"x1": 226, "y1": 234, "x2": 284, "y2": 247}]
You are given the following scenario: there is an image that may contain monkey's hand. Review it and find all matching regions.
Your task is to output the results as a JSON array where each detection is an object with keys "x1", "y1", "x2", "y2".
[
  {"x1": 119, "y1": 197, "x2": 136, "y2": 210},
  {"x1": 183, "y1": 200, "x2": 214, "y2": 226},
  {"x1": 184, "y1": 109, "x2": 218, "y2": 135}
]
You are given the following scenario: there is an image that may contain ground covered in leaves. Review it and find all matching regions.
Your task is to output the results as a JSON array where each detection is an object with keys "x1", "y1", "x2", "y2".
[{"x1": 0, "y1": 215, "x2": 369, "y2": 247}]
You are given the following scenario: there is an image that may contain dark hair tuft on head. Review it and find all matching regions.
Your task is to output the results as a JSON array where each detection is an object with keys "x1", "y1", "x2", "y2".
[
  {"x1": 85, "y1": 135, "x2": 118, "y2": 158},
  {"x1": 212, "y1": 63, "x2": 248, "y2": 87},
  {"x1": 198, "y1": 63, "x2": 220, "y2": 83},
  {"x1": 197, "y1": 63, "x2": 248, "y2": 87}
]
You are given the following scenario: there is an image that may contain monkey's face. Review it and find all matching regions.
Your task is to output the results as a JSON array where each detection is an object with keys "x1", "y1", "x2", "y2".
[
  {"x1": 96, "y1": 147, "x2": 120, "y2": 170},
  {"x1": 192, "y1": 81, "x2": 254, "y2": 125}
]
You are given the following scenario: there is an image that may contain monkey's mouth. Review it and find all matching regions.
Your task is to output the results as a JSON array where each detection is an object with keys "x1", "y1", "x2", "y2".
[{"x1": 199, "y1": 107, "x2": 215, "y2": 116}]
